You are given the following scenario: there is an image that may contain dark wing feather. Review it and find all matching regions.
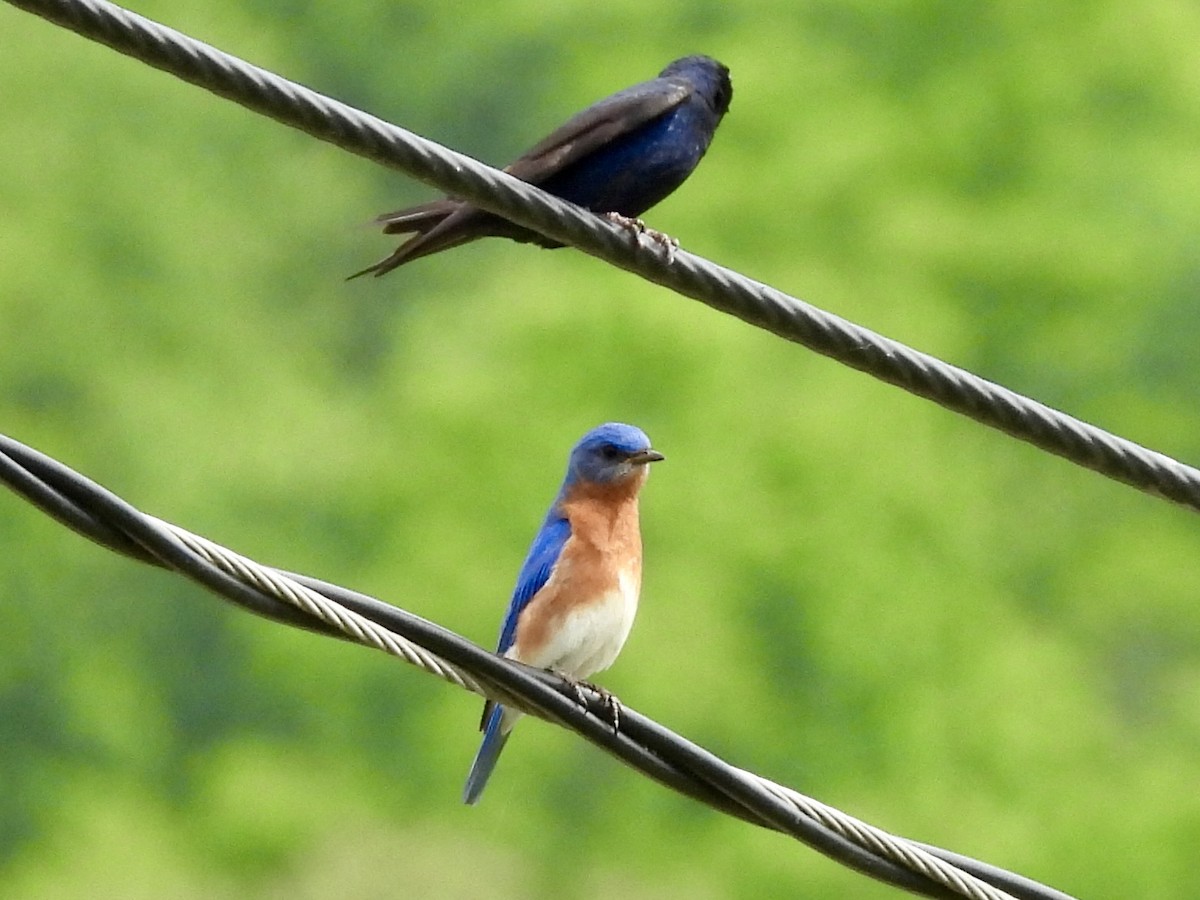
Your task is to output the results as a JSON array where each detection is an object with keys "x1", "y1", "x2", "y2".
[
  {"x1": 348, "y1": 201, "x2": 482, "y2": 277},
  {"x1": 505, "y1": 79, "x2": 692, "y2": 183},
  {"x1": 374, "y1": 198, "x2": 462, "y2": 234}
]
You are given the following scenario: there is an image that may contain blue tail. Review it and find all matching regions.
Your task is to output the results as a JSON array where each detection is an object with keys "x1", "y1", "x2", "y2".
[{"x1": 463, "y1": 704, "x2": 511, "y2": 805}]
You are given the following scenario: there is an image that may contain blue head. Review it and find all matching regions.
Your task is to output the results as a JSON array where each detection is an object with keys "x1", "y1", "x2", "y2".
[
  {"x1": 660, "y1": 55, "x2": 733, "y2": 117},
  {"x1": 564, "y1": 423, "x2": 664, "y2": 488}
]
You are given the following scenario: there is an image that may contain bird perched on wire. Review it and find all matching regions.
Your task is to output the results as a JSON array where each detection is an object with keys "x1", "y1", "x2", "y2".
[
  {"x1": 463, "y1": 423, "x2": 664, "y2": 805},
  {"x1": 352, "y1": 55, "x2": 732, "y2": 277}
]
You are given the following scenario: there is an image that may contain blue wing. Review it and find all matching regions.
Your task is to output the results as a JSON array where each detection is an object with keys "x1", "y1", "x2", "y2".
[
  {"x1": 473, "y1": 505, "x2": 568, "y2": 729},
  {"x1": 464, "y1": 505, "x2": 571, "y2": 804},
  {"x1": 495, "y1": 505, "x2": 571, "y2": 654}
]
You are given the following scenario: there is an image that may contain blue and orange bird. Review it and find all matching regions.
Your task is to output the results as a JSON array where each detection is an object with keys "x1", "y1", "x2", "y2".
[{"x1": 463, "y1": 422, "x2": 664, "y2": 805}]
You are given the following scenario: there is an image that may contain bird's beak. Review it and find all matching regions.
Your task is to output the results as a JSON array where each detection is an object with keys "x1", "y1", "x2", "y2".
[{"x1": 629, "y1": 449, "x2": 665, "y2": 465}]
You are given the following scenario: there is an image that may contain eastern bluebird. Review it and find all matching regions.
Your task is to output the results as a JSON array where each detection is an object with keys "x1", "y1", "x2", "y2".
[
  {"x1": 462, "y1": 422, "x2": 664, "y2": 805},
  {"x1": 352, "y1": 56, "x2": 732, "y2": 277}
]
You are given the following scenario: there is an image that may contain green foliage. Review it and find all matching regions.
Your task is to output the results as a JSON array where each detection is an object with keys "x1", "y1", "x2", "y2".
[{"x1": 3, "y1": 0, "x2": 1200, "y2": 896}]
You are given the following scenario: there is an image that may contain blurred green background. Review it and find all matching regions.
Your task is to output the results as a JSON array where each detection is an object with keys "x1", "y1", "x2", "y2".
[{"x1": 3, "y1": 0, "x2": 1199, "y2": 897}]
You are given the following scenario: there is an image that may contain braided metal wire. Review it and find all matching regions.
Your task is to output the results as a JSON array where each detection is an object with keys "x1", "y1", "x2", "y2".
[
  {"x1": 761, "y1": 780, "x2": 1010, "y2": 900},
  {"x1": 159, "y1": 519, "x2": 488, "y2": 696},
  {"x1": 0, "y1": 432, "x2": 1077, "y2": 900},
  {"x1": 8, "y1": 0, "x2": 1200, "y2": 511}
]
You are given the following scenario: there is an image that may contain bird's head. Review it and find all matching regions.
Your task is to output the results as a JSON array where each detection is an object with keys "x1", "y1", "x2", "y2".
[
  {"x1": 661, "y1": 55, "x2": 733, "y2": 118},
  {"x1": 565, "y1": 422, "x2": 665, "y2": 488}
]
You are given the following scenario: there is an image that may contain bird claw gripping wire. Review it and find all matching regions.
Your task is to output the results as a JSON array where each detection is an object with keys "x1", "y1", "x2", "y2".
[
  {"x1": 570, "y1": 675, "x2": 623, "y2": 734},
  {"x1": 553, "y1": 667, "x2": 623, "y2": 733},
  {"x1": 604, "y1": 211, "x2": 680, "y2": 262}
]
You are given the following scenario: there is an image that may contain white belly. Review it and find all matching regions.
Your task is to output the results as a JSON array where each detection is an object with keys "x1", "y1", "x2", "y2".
[{"x1": 515, "y1": 569, "x2": 639, "y2": 679}]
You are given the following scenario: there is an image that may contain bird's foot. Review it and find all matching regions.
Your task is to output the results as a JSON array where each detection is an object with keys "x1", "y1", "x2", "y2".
[
  {"x1": 579, "y1": 679, "x2": 622, "y2": 733},
  {"x1": 604, "y1": 211, "x2": 648, "y2": 233},
  {"x1": 556, "y1": 671, "x2": 622, "y2": 733},
  {"x1": 603, "y1": 212, "x2": 679, "y2": 263}
]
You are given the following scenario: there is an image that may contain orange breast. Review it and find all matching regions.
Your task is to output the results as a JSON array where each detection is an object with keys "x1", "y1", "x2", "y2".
[{"x1": 511, "y1": 477, "x2": 645, "y2": 676}]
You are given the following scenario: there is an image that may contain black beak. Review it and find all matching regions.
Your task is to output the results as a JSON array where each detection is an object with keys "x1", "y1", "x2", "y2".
[{"x1": 628, "y1": 449, "x2": 665, "y2": 465}]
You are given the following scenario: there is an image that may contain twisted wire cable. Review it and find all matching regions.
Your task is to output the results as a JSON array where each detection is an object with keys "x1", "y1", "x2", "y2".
[
  {"x1": 158, "y1": 519, "x2": 486, "y2": 696},
  {"x1": 0, "y1": 433, "x2": 1075, "y2": 900},
  {"x1": 7, "y1": 0, "x2": 1200, "y2": 511}
]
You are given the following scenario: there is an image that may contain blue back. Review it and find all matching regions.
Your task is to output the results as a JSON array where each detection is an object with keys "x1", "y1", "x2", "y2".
[{"x1": 541, "y1": 105, "x2": 711, "y2": 217}]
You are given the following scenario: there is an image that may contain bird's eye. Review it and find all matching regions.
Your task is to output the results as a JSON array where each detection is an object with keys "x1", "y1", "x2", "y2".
[{"x1": 600, "y1": 444, "x2": 622, "y2": 461}]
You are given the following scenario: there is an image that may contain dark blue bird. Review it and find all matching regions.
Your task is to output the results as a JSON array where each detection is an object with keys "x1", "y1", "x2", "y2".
[{"x1": 353, "y1": 55, "x2": 732, "y2": 277}]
